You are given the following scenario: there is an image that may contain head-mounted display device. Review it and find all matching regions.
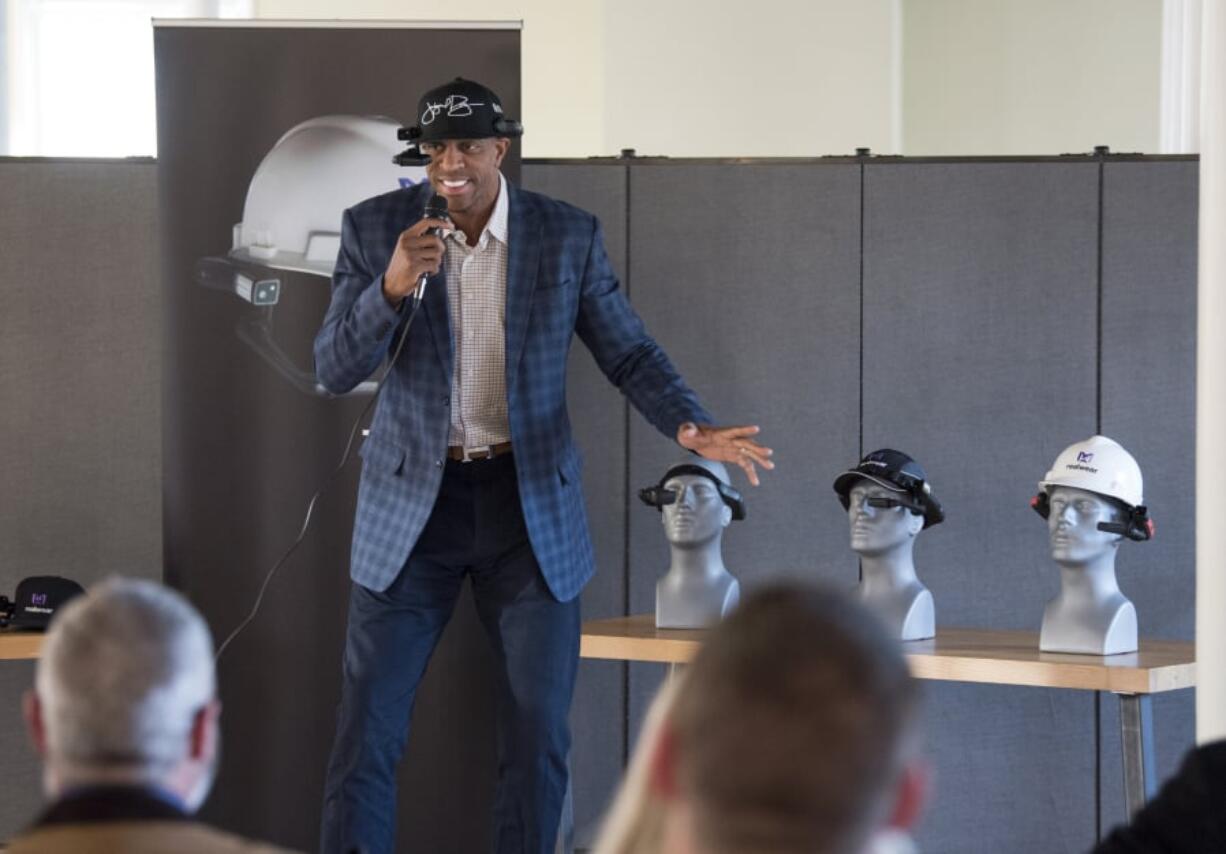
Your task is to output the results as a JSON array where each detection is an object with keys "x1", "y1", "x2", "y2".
[
  {"x1": 639, "y1": 463, "x2": 746, "y2": 521},
  {"x1": 1030, "y1": 491, "x2": 1154, "y2": 542},
  {"x1": 395, "y1": 77, "x2": 523, "y2": 166},
  {"x1": 833, "y1": 448, "x2": 944, "y2": 529}
]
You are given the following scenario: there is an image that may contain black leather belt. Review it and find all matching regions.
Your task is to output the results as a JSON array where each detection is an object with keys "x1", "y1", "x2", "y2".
[{"x1": 446, "y1": 442, "x2": 513, "y2": 462}]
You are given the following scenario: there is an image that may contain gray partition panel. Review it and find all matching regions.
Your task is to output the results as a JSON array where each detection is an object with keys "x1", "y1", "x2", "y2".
[
  {"x1": 2, "y1": 154, "x2": 1203, "y2": 851},
  {"x1": 625, "y1": 162, "x2": 862, "y2": 769},
  {"x1": 863, "y1": 161, "x2": 1100, "y2": 853},
  {"x1": 0, "y1": 159, "x2": 160, "y2": 841},
  {"x1": 0, "y1": 160, "x2": 161, "y2": 590},
  {"x1": 1097, "y1": 160, "x2": 1198, "y2": 834},
  {"x1": 523, "y1": 162, "x2": 630, "y2": 845}
]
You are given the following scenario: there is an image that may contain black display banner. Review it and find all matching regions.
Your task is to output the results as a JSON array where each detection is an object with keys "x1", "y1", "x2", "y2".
[{"x1": 155, "y1": 21, "x2": 520, "y2": 852}]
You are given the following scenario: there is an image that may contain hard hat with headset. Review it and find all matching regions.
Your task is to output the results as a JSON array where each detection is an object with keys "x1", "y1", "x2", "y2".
[
  {"x1": 833, "y1": 448, "x2": 944, "y2": 529},
  {"x1": 1030, "y1": 435, "x2": 1154, "y2": 542}
]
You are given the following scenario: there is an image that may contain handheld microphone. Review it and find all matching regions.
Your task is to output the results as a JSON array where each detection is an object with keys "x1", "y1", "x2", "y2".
[{"x1": 415, "y1": 193, "x2": 450, "y2": 305}]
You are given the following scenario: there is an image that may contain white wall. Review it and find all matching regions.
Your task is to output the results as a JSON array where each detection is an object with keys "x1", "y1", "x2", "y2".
[
  {"x1": 901, "y1": 0, "x2": 1163, "y2": 155},
  {"x1": 0, "y1": 0, "x2": 1172, "y2": 157},
  {"x1": 253, "y1": 0, "x2": 607, "y2": 158},
  {"x1": 1197, "y1": 0, "x2": 1226, "y2": 744},
  {"x1": 254, "y1": 0, "x2": 900, "y2": 158},
  {"x1": 599, "y1": 0, "x2": 898, "y2": 157}
]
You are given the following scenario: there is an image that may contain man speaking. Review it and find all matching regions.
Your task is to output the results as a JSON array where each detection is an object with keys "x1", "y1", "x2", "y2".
[{"x1": 314, "y1": 77, "x2": 772, "y2": 854}]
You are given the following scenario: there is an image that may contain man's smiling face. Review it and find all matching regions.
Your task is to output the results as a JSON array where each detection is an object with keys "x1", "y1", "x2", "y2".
[{"x1": 421, "y1": 137, "x2": 509, "y2": 224}]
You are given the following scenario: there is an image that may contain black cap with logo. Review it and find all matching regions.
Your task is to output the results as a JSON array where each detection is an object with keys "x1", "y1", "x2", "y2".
[
  {"x1": 400, "y1": 77, "x2": 523, "y2": 144},
  {"x1": 833, "y1": 448, "x2": 944, "y2": 529}
]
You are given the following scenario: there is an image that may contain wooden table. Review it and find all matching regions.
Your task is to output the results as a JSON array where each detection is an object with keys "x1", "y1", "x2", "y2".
[
  {"x1": 581, "y1": 616, "x2": 1197, "y2": 817},
  {"x1": 0, "y1": 631, "x2": 44, "y2": 660}
]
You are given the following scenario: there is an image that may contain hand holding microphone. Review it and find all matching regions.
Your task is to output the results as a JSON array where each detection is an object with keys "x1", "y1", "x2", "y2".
[{"x1": 382, "y1": 193, "x2": 450, "y2": 307}]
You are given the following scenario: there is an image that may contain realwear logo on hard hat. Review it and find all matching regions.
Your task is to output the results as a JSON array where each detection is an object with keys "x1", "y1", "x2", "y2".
[{"x1": 1077, "y1": 451, "x2": 1095, "y2": 464}]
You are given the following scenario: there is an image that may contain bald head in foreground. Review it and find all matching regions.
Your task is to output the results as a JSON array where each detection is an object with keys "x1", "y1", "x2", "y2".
[
  {"x1": 11, "y1": 577, "x2": 299, "y2": 854},
  {"x1": 595, "y1": 583, "x2": 927, "y2": 854}
]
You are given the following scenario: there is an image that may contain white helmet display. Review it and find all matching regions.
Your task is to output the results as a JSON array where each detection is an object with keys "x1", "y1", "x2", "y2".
[
  {"x1": 229, "y1": 114, "x2": 426, "y2": 276},
  {"x1": 195, "y1": 115, "x2": 423, "y2": 397},
  {"x1": 1034, "y1": 435, "x2": 1153, "y2": 542}
]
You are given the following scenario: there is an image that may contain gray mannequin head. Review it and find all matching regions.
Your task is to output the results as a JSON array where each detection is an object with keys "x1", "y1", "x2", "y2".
[
  {"x1": 1033, "y1": 434, "x2": 1153, "y2": 563},
  {"x1": 847, "y1": 479, "x2": 924, "y2": 558},
  {"x1": 661, "y1": 459, "x2": 734, "y2": 549},
  {"x1": 833, "y1": 449, "x2": 942, "y2": 559},
  {"x1": 1035, "y1": 436, "x2": 1149, "y2": 655},
  {"x1": 833, "y1": 450, "x2": 941, "y2": 641},
  {"x1": 642, "y1": 458, "x2": 745, "y2": 629},
  {"x1": 1046, "y1": 485, "x2": 1124, "y2": 567}
]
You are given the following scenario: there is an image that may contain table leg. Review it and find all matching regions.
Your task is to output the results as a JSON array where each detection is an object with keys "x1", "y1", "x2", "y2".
[{"x1": 1117, "y1": 693, "x2": 1156, "y2": 818}]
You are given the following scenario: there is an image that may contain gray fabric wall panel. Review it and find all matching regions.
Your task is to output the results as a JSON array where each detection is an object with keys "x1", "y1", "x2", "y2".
[
  {"x1": 0, "y1": 160, "x2": 161, "y2": 842},
  {"x1": 1, "y1": 155, "x2": 1202, "y2": 850},
  {"x1": 0, "y1": 161, "x2": 161, "y2": 587},
  {"x1": 862, "y1": 161, "x2": 1101, "y2": 853},
  {"x1": 522, "y1": 163, "x2": 630, "y2": 845},
  {"x1": 0, "y1": 661, "x2": 39, "y2": 837},
  {"x1": 624, "y1": 162, "x2": 862, "y2": 782},
  {"x1": 918, "y1": 684, "x2": 1097, "y2": 848},
  {"x1": 1096, "y1": 161, "x2": 1199, "y2": 834},
  {"x1": 626, "y1": 163, "x2": 862, "y2": 590}
]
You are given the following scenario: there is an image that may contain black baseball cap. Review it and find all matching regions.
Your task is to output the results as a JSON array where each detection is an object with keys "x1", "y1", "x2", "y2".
[
  {"x1": 403, "y1": 78, "x2": 522, "y2": 143},
  {"x1": 833, "y1": 449, "x2": 944, "y2": 529}
]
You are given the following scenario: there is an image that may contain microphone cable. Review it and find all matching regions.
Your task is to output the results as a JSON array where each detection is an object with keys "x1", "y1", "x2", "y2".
[
  {"x1": 215, "y1": 196, "x2": 449, "y2": 662},
  {"x1": 214, "y1": 293, "x2": 422, "y2": 662}
]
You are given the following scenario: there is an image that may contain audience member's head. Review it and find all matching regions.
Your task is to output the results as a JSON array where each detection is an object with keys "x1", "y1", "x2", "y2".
[
  {"x1": 23, "y1": 577, "x2": 220, "y2": 811},
  {"x1": 598, "y1": 582, "x2": 926, "y2": 854}
]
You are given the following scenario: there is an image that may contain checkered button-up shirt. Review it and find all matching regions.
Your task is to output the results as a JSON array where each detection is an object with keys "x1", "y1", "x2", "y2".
[{"x1": 445, "y1": 173, "x2": 510, "y2": 448}]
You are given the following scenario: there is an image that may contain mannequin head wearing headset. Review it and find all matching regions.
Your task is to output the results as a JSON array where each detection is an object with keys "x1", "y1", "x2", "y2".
[
  {"x1": 640, "y1": 460, "x2": 746, "y2": 548},
  {"x1": 1030, "y1": 488, "x2": 1153, "y2": 544}
]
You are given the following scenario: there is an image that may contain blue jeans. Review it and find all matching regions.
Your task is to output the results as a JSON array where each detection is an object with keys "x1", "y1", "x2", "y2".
[{"x1": 320, "y1": 454, "x2": 580, "y2": 854}]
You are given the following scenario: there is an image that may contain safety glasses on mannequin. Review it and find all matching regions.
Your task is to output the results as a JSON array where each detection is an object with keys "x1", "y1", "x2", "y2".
[{"x1": 849, "y1": 493, "x2": 924, "y2": 513}]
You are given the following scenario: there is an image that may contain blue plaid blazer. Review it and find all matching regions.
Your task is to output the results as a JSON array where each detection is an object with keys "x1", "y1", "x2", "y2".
[{"x1": 314, "y1": 181, "x2": 711, "y2": 600}]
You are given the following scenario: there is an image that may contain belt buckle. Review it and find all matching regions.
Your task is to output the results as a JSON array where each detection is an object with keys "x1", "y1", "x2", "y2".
[{"x1": 460, "y1": 445, "x2": 492, "y2": 463}]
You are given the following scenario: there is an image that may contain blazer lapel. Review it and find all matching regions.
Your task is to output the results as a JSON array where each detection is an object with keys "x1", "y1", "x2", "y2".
[
  {"x1": 422, "y1": 264, "x2": 452, "y2": 384},
  {"x1": 504, "y1": 185, "x2": 541, "y2": 395}
]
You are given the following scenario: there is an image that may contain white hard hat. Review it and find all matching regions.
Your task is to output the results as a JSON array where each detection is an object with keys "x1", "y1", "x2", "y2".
[
  {"x1": 229, "y1": 115, "x2": 426, "y2": 276},
  {"x1": 1039, "y1": 435, "x2": 1143, "y2": 509}
]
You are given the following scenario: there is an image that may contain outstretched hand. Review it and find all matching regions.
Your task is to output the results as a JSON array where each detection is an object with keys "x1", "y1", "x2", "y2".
[{"x1": 676, "y1": 422, "x2": 774, "y2": 486}]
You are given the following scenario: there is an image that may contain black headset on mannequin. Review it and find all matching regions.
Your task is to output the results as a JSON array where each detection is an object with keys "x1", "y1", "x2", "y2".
[
  {"x1": 1030, "y1": 491, "x2": 1154, "y2": 542},
  {"x1": 639, "y1": 463, "x2": 747, "y2": 521}
]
